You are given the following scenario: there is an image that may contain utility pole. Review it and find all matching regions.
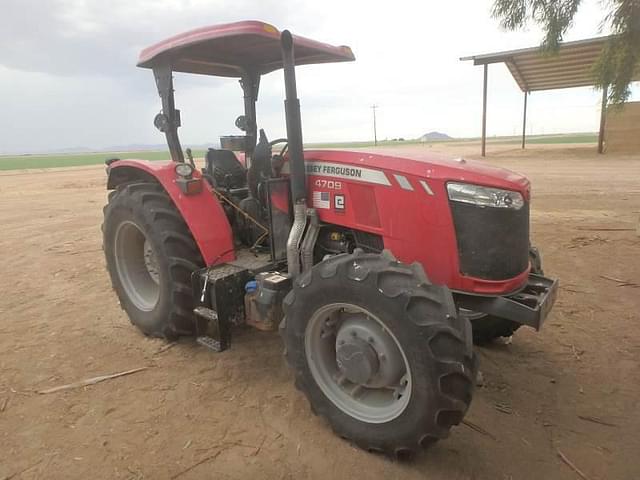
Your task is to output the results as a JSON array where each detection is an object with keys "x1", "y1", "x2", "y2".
[
  {"x1": 371, "y1": 104, "x2": 378, "y2": 146},
  {"x1": 598, "y1": 84, "x2": 608, "y2": 154}
]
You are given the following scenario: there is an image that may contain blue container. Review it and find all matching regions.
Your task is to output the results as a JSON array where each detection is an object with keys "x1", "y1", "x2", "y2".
[{"x1": 245, "y1": 280, "x2": 258, "y2": 293}]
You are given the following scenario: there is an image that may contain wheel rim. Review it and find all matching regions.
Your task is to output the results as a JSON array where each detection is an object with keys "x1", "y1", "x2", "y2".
[
  {"x1": 114, "y1": 221, "x2": 160, "y2": 312},
  {"x1": 305, "y1": 303, "x2": 412, "y2": 423}
]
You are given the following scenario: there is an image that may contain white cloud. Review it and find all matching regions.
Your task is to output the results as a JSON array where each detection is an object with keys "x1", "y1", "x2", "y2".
[{"x1": 0, "y1": 0, "x2": 637, "y2": 153}]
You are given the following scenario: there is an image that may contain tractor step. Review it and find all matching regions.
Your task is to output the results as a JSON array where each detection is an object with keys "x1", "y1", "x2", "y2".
[
  {"x1": 194, "y1": 305, "x2": 218, "y2": 322},
  {"x1": 196, "y1": 335, "x2": 224, "y2": 352},
  {"x1": 193, "y1": 306, "x2": 228, "y2": 352}
]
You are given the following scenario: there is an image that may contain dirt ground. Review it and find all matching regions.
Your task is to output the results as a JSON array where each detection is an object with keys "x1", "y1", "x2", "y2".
[{"x1": 1, "y1": 142, "x2": 639, "y2": 480}]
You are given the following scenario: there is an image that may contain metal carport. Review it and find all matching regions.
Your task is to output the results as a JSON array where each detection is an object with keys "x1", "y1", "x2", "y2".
[{"x1": 461, "y1": 36, "x2": 640, "y2": 156}]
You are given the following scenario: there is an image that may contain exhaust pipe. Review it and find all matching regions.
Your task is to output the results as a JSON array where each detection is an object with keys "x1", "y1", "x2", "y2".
[
  {"x1": 281, "y1": 30, "x2": 306, "y2": 204},
  {"x1": 287, "y1": 203, "x2": 308, "y2": 278},
  {"x1": 301, "y1": 209, "x2": 320, "y2": 272},
  {"x1": 282, "y1": 30, "x2": 309, "y2": 278}
]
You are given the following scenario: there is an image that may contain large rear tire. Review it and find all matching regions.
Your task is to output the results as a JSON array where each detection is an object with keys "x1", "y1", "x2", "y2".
[
  {"x1": 282, "y1": 250, "x2": 477, "y2": 457},
  {"x1": 103, "y1": 182, "x2": 204, "y2": 339}
]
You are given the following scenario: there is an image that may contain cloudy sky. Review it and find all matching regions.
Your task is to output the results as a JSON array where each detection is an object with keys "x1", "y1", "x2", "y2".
[{"x1": 1, "y1": 0, "x2": 638, "y2": 154}]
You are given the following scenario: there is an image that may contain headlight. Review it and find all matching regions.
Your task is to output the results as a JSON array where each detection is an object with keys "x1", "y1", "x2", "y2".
[
  {"x1": 175, "y1": 162, "x2": 194, "y2": 178},
  {"x1": 447, "y1": 182, "x2": 524, "y2": 209}
]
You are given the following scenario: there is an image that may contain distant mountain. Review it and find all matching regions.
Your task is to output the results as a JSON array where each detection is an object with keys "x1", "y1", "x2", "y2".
[
  {"x1": 419, "y1": 131, "x2": 452, "y2": 141},
  {"x1": 0, "y1": 146, "x2": 94, "y2": 155}
]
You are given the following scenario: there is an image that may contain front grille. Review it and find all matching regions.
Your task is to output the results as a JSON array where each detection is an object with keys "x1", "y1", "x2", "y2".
[{"x1": 450, "y1": 201, "x2": 529, "y2": 280}]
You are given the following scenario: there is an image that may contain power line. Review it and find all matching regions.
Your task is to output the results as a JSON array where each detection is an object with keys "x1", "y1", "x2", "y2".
[{"x1": 371, "y1": 104, "x2": 378, "y2": 146}]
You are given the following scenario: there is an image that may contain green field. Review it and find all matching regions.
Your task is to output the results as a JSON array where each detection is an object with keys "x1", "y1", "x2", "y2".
[
  {"x1": 308, "y1": 132, "x2": 598, "y2": 148},
  {"x1": 0, "y1": 133, "x2": 598, "y2": 171},
  {"x1": 487, "y1": 133, "x2": 598, "y2": 145},
  {"x1": 0, "y1": 150, "x2": 206, "y2": 171}
]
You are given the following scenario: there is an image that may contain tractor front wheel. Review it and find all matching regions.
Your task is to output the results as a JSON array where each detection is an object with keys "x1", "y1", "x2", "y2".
[
  {"x1": 469, "y1": 246, "x2": 544, "y2": 344},
  {"x1": 281, "y1": 250, "x2": 477, "y2": 457},
  {"x1": 103, "y1": 182, "x2": 204, "y2": 339}
]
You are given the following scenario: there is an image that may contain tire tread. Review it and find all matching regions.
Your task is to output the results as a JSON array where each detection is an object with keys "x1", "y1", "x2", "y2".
[
  {"x1": 282, "y1": 249, "x2": 477, "y2": 458},
  {"x1": 102, "y1": 182, "x2": 203, "y2": 340}
]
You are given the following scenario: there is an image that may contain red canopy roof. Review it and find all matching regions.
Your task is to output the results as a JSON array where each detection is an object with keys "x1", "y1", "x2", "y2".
[{"x1": 137, "y1": 21, "x2": 355, "y2": 77}]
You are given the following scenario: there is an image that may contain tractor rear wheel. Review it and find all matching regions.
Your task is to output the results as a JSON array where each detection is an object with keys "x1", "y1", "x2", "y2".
[
  {"x1": 103, "y1": 182, "x2": 204, "y2": 339},
  {"x1": 469, "y1": 247, "x2": 544, "y2": 344},
  {"x1": 281, "y1": 250, "x2": 477, "y2": 457}
]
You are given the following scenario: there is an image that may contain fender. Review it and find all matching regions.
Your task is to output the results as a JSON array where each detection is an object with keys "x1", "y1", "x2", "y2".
[{"x1": 107, "y1": 159, "x2": 235, "y2": 266}]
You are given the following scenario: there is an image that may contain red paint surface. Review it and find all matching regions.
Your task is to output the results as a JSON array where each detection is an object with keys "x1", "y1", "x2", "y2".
[
  {"x1": 111, "y1": 148, "x2": 533, "y2": 295},
  {"x1": 138, "y1": 21, "x2": 355, "y2": 77},
  {"x1": 108, "y1": 160, "x2": 235, "y2": 266},
  {"x1": 302, "y1": 150, "x2": 531, "y2": 294}
]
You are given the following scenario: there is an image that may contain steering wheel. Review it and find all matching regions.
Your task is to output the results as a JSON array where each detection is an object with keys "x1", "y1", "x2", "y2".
[{"x1": 268, "y1": 138, "x2": 288, "y2": 157}]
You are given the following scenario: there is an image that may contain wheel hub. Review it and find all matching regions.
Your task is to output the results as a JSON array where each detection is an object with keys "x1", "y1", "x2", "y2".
[
  {"x1": 305, "y1": 304, "x2": 413, "y2": 424},
  {"x1": 334, "y1": 314, "x2": 405, "y2": 389},
  {"x1": 143, "y1": 239, "x2": 160, "y2": 284},
  {"x1": 336, "y1": 337, "x2": 379, "y2": 385}
]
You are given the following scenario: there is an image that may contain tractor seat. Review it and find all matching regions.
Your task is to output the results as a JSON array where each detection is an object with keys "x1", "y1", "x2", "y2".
[{"x1": 204, "y1": 148, "x2": 247, "y2": 190}]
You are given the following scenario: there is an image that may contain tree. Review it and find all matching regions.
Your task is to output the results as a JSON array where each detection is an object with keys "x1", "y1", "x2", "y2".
[{"x1": 491, "y1": 0, "x2": 640, "y2": 104}]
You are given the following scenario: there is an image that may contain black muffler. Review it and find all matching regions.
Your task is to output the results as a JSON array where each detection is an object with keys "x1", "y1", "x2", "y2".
[{"x1": 281, "y1": 30, "x2": 306, "y2": 204}]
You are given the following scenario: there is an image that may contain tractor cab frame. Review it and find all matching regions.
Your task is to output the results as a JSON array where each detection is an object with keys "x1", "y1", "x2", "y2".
[{"x1": 137, "y1": 21, "x2": 354, "y2": 167}]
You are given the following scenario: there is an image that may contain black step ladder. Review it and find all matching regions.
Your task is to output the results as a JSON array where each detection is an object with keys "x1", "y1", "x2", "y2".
[
  {"x1": 191, "y1": 263, "x2": 252, "y2": 353},
  {"x1": 193, "y1": 306, "x2": 227, "y2": 352}
]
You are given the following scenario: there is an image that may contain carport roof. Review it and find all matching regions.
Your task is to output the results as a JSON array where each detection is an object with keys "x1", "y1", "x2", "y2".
[{"x1": 461, "y1": 35, "x2": 640, "y2": 92}]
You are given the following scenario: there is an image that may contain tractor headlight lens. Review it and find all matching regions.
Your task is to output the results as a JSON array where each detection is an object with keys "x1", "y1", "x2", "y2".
[
  {"x1": 446, "y1": 182, "x2": 524, "y2": 209},
  {"x1": 175, "y1": 162, "x2": 194, "y2": 178}
]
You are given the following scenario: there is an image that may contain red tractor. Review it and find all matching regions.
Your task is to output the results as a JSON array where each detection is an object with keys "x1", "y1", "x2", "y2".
[{"x1": 103, "y1": 21, "x2": 558, "y2": 457}]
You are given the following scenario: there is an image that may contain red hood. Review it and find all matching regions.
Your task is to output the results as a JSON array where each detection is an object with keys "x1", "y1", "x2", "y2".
[{"x1": 303, "y1": 149, "x2": 530, "y2": 193}]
